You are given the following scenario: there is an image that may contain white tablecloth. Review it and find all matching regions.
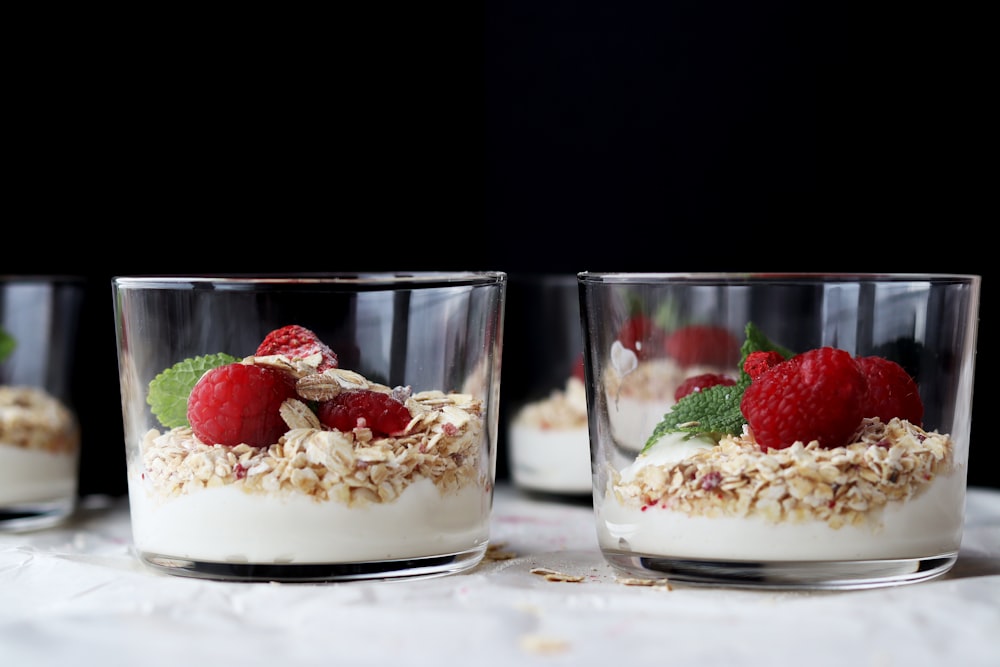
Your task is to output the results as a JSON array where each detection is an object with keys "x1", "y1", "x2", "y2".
[{"x1": 3, "y1": 485, "x2": 999, "y2": 667}]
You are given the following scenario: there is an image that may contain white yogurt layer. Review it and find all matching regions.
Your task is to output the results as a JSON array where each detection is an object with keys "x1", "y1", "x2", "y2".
[
  {"x1": 0, "y1": 443, "x2": 78, "y2": 505},
  {"x1": 619, "y1": 433, "x2": 717, "y2": 473},
  {"x1": 598, "y1": 471, "x2": 965, "y2": 560},
  {"x1": 509, "y1": 376, "x2": 591, "y2": 493},
  {"x1": 129, "y1": 475, "x2": 491, "y2": 563},
  {"x1": 509, "y1": 424, "x2": 591, "y2": 494}
]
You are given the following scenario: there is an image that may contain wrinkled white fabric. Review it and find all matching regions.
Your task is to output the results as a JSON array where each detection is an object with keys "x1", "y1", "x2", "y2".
[{"x1": 2, "y1": 487, "x2": 998, "y2": 667}]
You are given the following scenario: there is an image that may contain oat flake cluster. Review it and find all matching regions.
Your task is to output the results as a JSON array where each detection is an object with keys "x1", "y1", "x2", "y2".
[
  {"x1": 514, "y1": 376, "x2": 588, "y2": 429},
  {"x1": 140, "y1": 380, "x2": 485, "y2": 507},
  {"x1": 0, "y1": 386, "x2": 79, "y2": 453},
  {"x1": 608, "y1": 417, "x2": 953, "y2": 528}
]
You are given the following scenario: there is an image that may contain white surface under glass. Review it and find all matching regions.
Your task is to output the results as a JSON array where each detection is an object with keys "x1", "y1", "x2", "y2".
[{"x1": 2, "y1": 484, "x2": 999, "y2": 667}]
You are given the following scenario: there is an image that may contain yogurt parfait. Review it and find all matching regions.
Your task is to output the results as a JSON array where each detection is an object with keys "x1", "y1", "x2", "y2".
[
  {"x1": 579, "y1": 272, "x2": 980, "y2": 589},
  {"x1": 114, "y1": 274, "x2": 506, "y2": 581},
  {"x1": 0, "y1": 384, "x2": 80, "y2": 526},
  {"x1": 508, "y1": 357, "x2": 590, "y2": 494},
  {"x1": 505, "y1": 274, "x2": 591, "y2": 495},
  {"x1": 0, "y1": 276, "x2": 84, "y2": 531}
]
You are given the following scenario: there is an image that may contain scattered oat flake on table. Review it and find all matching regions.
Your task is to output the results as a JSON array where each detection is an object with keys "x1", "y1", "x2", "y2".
[
  {"x1": 616, "y1": 576, "x2": 673, "y2": 590},
  {"x1": 519, "y1": 634, "x2": 571, "y2": 654},
  {"x1": 529, "y1": 567, "x2": 585, "y2": 582},
  {"x1": 483, "y1": 542, "x2": 517, "y2": 560}
]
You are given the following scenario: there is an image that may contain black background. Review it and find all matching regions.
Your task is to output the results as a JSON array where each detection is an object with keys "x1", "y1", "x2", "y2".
[{"x1": 9, "y1": 4, "x2": 994, "y2": 492}]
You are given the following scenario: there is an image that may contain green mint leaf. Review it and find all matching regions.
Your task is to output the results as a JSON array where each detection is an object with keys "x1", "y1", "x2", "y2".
[
  {"x1": 0, "y1": 327, "x2": 15, "y2": 363},
  {"x1": 640, "y1": 322, "x2": 794, "y2": 453},
  {"x1": 147, "y1": 353, "x2": 239, "y2": 429},
  {"x1": 643, "y1": 376, "x2": 752, "y2": 451}
]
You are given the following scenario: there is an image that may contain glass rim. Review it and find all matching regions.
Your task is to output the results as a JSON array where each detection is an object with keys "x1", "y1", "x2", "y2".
[
  {"x1": 113, "y1": 271, "x2": 507, "y2": 290},
  {"x1": 577, "y1": 271, "x2": 981, "y2": 284}
]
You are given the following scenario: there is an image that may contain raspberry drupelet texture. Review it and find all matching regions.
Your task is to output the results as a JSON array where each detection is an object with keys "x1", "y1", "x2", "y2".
[
  {"x1": 743, "y1": 350, "x2": 786, "y2": 380},
  {"x1": 741, "y1": 347, "x2": 867, "y2": 451},
  {"x1": 256, "y1": 324, "x2": 339, "y2": 372},
  {"x1": 318, "y1": 389, "x2": 413, "y2": 437},
  {"x1": 740, "y1": 347, "x2": 926, "y2": 451},
  {"x1": 187, "y1": 363, "x2": 299, "y2": 448},
  {"x1": 856, "y1": 355, "x2": 924, "y2": 425}
]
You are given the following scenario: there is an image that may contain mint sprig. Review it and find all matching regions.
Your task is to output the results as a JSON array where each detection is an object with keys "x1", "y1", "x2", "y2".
[
  {"x1": 147, "y1": 353, "x2": 239, "y2": 429},
  {"x1": 640, "y1": 322, "x2": 794, "y2": 453},
  {"x1": 0, "y1": 327, "x2": 15, "y2": 363}
]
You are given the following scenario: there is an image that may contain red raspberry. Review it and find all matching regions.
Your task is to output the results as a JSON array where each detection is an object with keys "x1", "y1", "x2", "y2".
[
  {"x1": 856, "y1": 356, "x2": 924, "y2": 425},
  {"x1": 256, "y1": 325, "x2": 339, "y2": 371},
  {"x1": 674, "y1": 372, "x2": 736, "y2": 401},
  {"x1": 187, "y1": 363, "x2": 299, "y2": 447},
  {"x1": 741, "y1": 347, "x2": 867, "y2": 450},
  {"x1": 664, "y1": 325, "x2": 741, "y2": 368},
  {"x1": 317, "y1": 390, "x2": 412, "y2": 437},
  {"x1": 616, "y1": 315, "x2": 665, "y2": 360},
  {"x1": 571, "y1": 353, "x2": 586, "y2": 382},
  {"x1": 743, "y1": 350, "x2": 786, "y2": 380}
]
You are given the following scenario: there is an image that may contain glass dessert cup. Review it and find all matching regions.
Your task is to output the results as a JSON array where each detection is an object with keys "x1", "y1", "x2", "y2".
[
  {"x1": 579, "y1": 273, "x2": 980, "y2": 590},
  {"x1": 505, "y1": 274, "x2": 590, "y2": 496},
  {"x1": 112, "y1": 273, "x2": 506, "y2": 582},
  {"x1": 0, "y1": 276, "x2": 84, "y2": 532}
]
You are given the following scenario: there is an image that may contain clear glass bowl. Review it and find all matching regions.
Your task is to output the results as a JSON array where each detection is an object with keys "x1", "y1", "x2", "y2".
[
  {"x1": 579, "y1": 272, "x2": 980, "y2": 590},
  {"x1": 0, "y1": 276, "x2": 84, "y2": 531},
  {"x1": 112, "y1": 273, "x2": 506, "y2": 582},
  {"x1": 505, "y1": 274, "x2": 591, "y2": 496}
]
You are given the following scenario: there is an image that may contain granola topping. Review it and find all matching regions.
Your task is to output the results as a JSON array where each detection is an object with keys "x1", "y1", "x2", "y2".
[
  {"x1": 513, "y1": 376, "x2": 588, "y2": 430},
  {"x1": 608, "y1": 417, "x2": 952, "y2": 528},
  {"x1": 141, "y1": 387, "x2": 485, "y2": 507},
  {"x1": 0, "y1": 386, "x2": 79, "y2": 454}
]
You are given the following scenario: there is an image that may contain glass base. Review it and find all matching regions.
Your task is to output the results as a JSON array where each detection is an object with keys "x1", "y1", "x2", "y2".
[
  {"x1": 137, "y1": 544, "x2": 489, "y2": 582},
  {"x1": 0, "y1": 498, "x2": 76, "y2": 532},
  {"x1": 603, "y1": 550, "x2": 958, "y2": 590}
]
